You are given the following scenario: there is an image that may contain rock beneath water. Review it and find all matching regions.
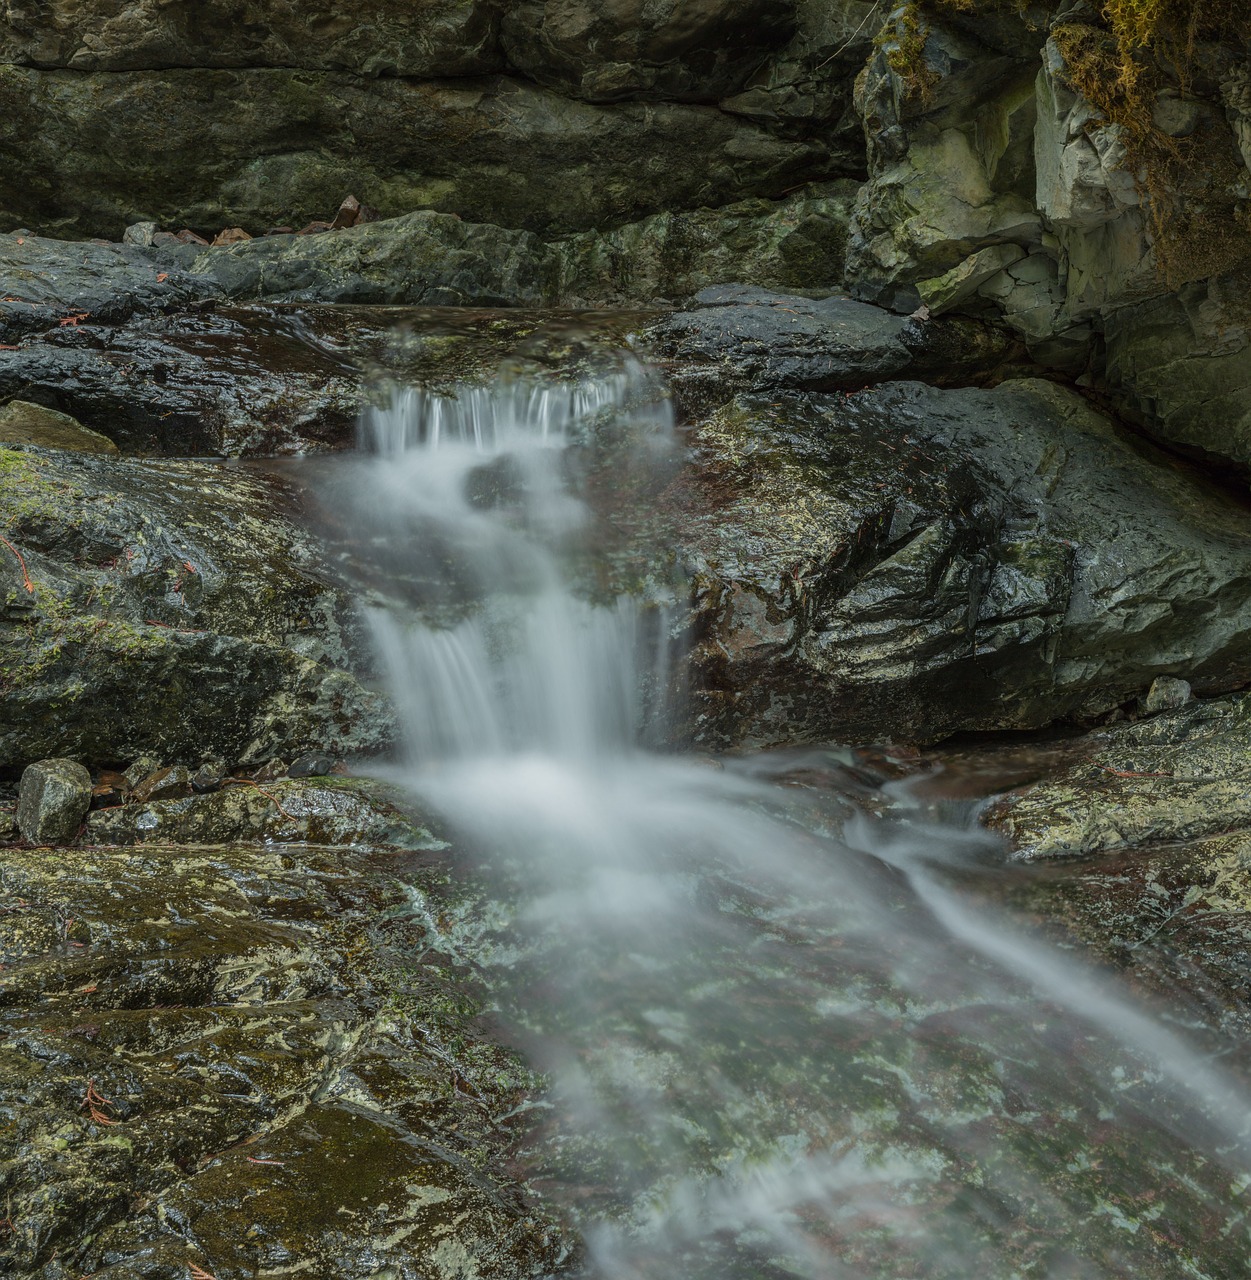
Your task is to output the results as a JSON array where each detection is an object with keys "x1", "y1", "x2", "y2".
[
  {"x1": 0, "y1": 829, "x2": 565, "y2": 1277},
  {"x1": 0, "y1": 68, "x2": 827, "y2": 239},
  {"x1": 15, "y1": 757, "x2": 92, "y2": 844},
  {"x1": 500, "y1": 0, "x2": 794, "y2": 101},
  {"x1": 650, "y1": 284, "x2": 1021, "y2": 417},
  {"x1": 670, "y1": 379, "x2": 1251, "y2": 748},
  {"x1": 0, "y1": 447, "x2": 391, "y2": 768},
  {"x1": 87, "y1": 776, "x2": 437, "y2": 847},
  {"x1": 0, "y1": 400, "x2": 118, "y2": 454},
  {"x1": 986, "y1": 695, "x2": 1251, "y2": 859}
]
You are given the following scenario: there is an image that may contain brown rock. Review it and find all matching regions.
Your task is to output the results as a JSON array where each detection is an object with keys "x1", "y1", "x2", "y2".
[{"x1": 211, "y1": 227, "x2": 253, "y2": 246}]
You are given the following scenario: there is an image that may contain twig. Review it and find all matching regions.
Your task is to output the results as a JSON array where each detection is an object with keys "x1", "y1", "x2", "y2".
[
  {"x1": 245, "y1": 1156, "x2": 286, "y2": 1166},
  {"x1": 1095, "y1": 764, "x2": 1174, "y2": 779},
  {"x1": 817, "y1": 0, "x2": 885, "y2": 69},
  {"x1": 0, "y1": 536, "x2": 32, "y2": 593},
  {"x1": 221, "y1": 777, "x2": 296, "y2": 821}
]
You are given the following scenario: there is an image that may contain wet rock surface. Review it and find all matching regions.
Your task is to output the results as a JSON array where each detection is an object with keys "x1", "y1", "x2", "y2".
[
  {"x1": 0, "y1": 445, "x2": 390, "y2": 768},
  {"x1": 986, "y1": 694, "x2": 1251, "y2": 859},
  {"x1": 669, "y1": 378, "x2": 1251, "y2": 748},
  {"x1": 0, "y1": 795, "x2": 567, "y2": 1279},
  {"x1": 15, "y1": 757, "x2": 91, "y2": 843}
]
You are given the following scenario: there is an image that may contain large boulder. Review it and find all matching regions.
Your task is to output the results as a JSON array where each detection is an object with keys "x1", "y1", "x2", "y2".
[
  {"x1": 0, "y1": 445, "x2": 390, "y2": 767},
  {"x1": 500, "y1": 0, "x2": 794, "y2": 101},
  {"x1": 15, "y1": 757, "x2": 91, "y2": 843},
  {"x1": 0, "y1": 68, "x2": 829, "y2": 239},
  {"x1": 0, "y1": 0, "x2": 503, "y2": 75},
  {"x1": 669, "y1": 377, "x2": 1251, "y2": 748}
]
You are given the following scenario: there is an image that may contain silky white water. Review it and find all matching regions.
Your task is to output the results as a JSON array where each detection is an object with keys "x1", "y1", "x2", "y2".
[{"x1": 337, "y1": 363, "x2": 1251, "y2": 1278}]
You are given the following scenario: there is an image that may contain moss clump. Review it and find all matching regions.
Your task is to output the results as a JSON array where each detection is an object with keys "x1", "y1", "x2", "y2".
[{"x1": 877, "y1": 4, "x2": 943, "y2": 105}]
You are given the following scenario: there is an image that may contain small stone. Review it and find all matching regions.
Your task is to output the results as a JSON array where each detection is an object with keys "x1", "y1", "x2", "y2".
[
  {"x1": 122, "y1": 221, "x2": 158, "y2": 247},
  {"x1": 264, "y1": 226, "x2": 295, "y2": 236},
  {"x1": 151, "y1": 231, "x2": 181, "y2": 247},
  {"x1": 297, "y1": 221, "x2": 334, "y2": 236},
  {"x1": 175, "y1": 229, "x2": 211, "y2": 246},
  {"x1": 331, "y1": 194, "x2": 363, "y2": 229},
  {"x1": 253, "y1": 758, "x2": 288, "y2": 781},
  {"x1": 0, "y1": 400, "x2": 119, "y2": 455},
  {"x1": 1142, "y1": 676, "x2": 1193, "y2": 715},
  {"x1": 123, "y1": 756, "x2": 161, "y2": 790},
  {"x1": 130, "y1": 764, "x2": 192, "y2": 804},
  {"x1": 212, "y1": 227, "x2": 253, "y2": 246},
  {"x1": 17, "y1": 759, "x2": 92, "y2": 845},
  {"x1": 288, "y1": 752, "x2": 335, "y2": 779},
  {"x1": 191, "y1": 761, "x2": 226, "y2": 794}
]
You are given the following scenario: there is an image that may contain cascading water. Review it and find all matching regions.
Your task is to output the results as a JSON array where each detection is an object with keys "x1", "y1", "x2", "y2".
[{"x1": 332, "y1": 358, "x2": 1251, "y2": 1278}]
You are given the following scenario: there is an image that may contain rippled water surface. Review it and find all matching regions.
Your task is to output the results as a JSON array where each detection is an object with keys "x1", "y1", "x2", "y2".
[{"x1": 318, "y1": 354, "x2": 1251, "y2": 1278}]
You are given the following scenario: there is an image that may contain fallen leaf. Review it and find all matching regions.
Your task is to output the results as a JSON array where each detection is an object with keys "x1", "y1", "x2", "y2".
[{"x1": 156, "y1": 272, "x2": 168, "y2": 283}]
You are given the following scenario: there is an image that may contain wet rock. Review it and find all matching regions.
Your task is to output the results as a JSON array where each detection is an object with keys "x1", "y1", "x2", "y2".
[
  {"x1": 127, "y1": 764, "x2": 191, "y2": 805},
  {"x1": 15, "y1": 757, "x2": 91, "y2": 844},
  {"x1": 0, "y1": 830, "x2": 564, "y2": 1277},
  {"x1": 122, "y1": 756, "x2": 159, "y2": 790},
  {"x1": 0, "y1": 447, "x2": 390, "y2": 768},
  {"x1": 0, "y1": 68, "x2": 828, "y2": 240},
  {"x1": 670, "y1": 379, "x2": 1251, "y2": 748},
  {"x1": 0, "y1": 400, "x2": 118, "y2": 454},
  {"x1": 0, "y1": 230, "x2": 217, "y2": 344},
  {"x1": 288, "y1": 751, "x2": 334, "y2": 779},
  {"x1": 500, "y1": 0, "x2": 793, "y2": 102},
  {"x1": 1141, "y1": 675, "x2": 1192, "y2": 715},
  {"x1": 650, "y1": 285, "x2": 1021, "y2": 416},
  {"x1": 87, "y1": 776, "x2": 439, "y2": 848},
  {"x1": 986, "y1": 695, "x2": 1251, "y2": 859},
  {"x1": 190, "y1": 761, "x2": 225, "y2": 794}
]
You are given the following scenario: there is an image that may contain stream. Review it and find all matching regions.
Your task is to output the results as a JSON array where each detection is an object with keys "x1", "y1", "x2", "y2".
[{"x1": 316, "y1": 349, "x2": 1251, "y2": 1279}]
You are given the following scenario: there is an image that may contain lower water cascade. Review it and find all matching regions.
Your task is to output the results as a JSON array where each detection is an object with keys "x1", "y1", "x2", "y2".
[{"x1": 330, "y1": 359, "x2": 1251, "y2": 1278}]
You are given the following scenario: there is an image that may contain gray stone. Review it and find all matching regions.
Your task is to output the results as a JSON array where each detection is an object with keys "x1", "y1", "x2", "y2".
[
  {"x1": 916, "y1": 243, "x2": 1025, "y2": 314},
  {"x1": 120, "y1": 220, "x2": 157, "y2": 247},
  {"x1": 667, "y1": 378, "x2": 1251, "y2": 748},
  {"x1": 128, "y1": 764, "x2": 192, "y2": 804},
  {"x1": 16, "y1": 756, "x2": 92, "y2": 844},
  {"x1": 122, "y1": 755, "x2": 159, "y2": 790},
  {"x1": 1142, "y1": 675, "x2": 1192, "y2": 715},
  {"x1": 0, "y1": 400, "x2": 118, "y2": 454}
]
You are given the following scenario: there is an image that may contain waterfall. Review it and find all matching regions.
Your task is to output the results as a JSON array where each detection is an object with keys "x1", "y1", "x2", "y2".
[{"x1": 335, "y1": 361, "x2": 1251, "y2": 1279}]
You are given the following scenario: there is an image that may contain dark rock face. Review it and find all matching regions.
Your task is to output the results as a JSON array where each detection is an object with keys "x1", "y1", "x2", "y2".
[
  {"x1": 15, "y1": 757, "x2": 91, "y2": 843},
  {"x1": 671, "y1": 378, "x2": 1251, "y2": 748},
  {"x1": 0, "y1": 0, "x2": 504, "y2": 75},
  {"x1": 501, "y1": 0, "x2": 794, "y2": 101},
  {"x1": 0, "y1": 446, "x2": 390, "y2": 768},
  {"x1": 0, "y1": 68, "x2": 829, "y2": 239}
]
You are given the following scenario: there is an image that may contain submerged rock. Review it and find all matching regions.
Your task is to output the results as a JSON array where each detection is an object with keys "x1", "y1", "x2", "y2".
[
  {"x1": 671, "y1": 378, "x2": 1251, "y2": 748},
  {"x1": 15, "y1": 757, "x2": 91, "y2": 844}
]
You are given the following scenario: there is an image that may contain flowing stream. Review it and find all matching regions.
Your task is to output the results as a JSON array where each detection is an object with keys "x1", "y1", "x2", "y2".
[{"x1": 327, "y1": 358, "x2": 1251, "y2": 1278}]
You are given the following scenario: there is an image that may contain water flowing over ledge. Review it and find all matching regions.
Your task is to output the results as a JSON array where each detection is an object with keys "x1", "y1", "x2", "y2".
[{"x1": 321, "y1": 360, "x2": 1251, "y2": 1278}]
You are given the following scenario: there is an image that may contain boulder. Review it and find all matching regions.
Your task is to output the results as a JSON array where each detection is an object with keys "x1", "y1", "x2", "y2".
[
  {"x1": 0, "y1": 400, "x2": 117, "y2": 454},
  {"x1": 15, "y1": 756, "x2": 92, "y2": 843},
  {"x1": 669, "y1": 378, "x2": 1251, "y2": 748},
  {"x1": 0, "y1": 68, "x2": 828, "y2": 239},
  {"x1": 649, "y1": 284, "x2": 1022, "y2": 416},
  {"x1": 0, "y1": 0, "x2": 502, "y2": 76},
  {"x1": 500, "y1": 0, "x2": 793, "y2": 102},
  {"x1": 0, "y1": 447, "x2": 390, "y2": 768}
]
